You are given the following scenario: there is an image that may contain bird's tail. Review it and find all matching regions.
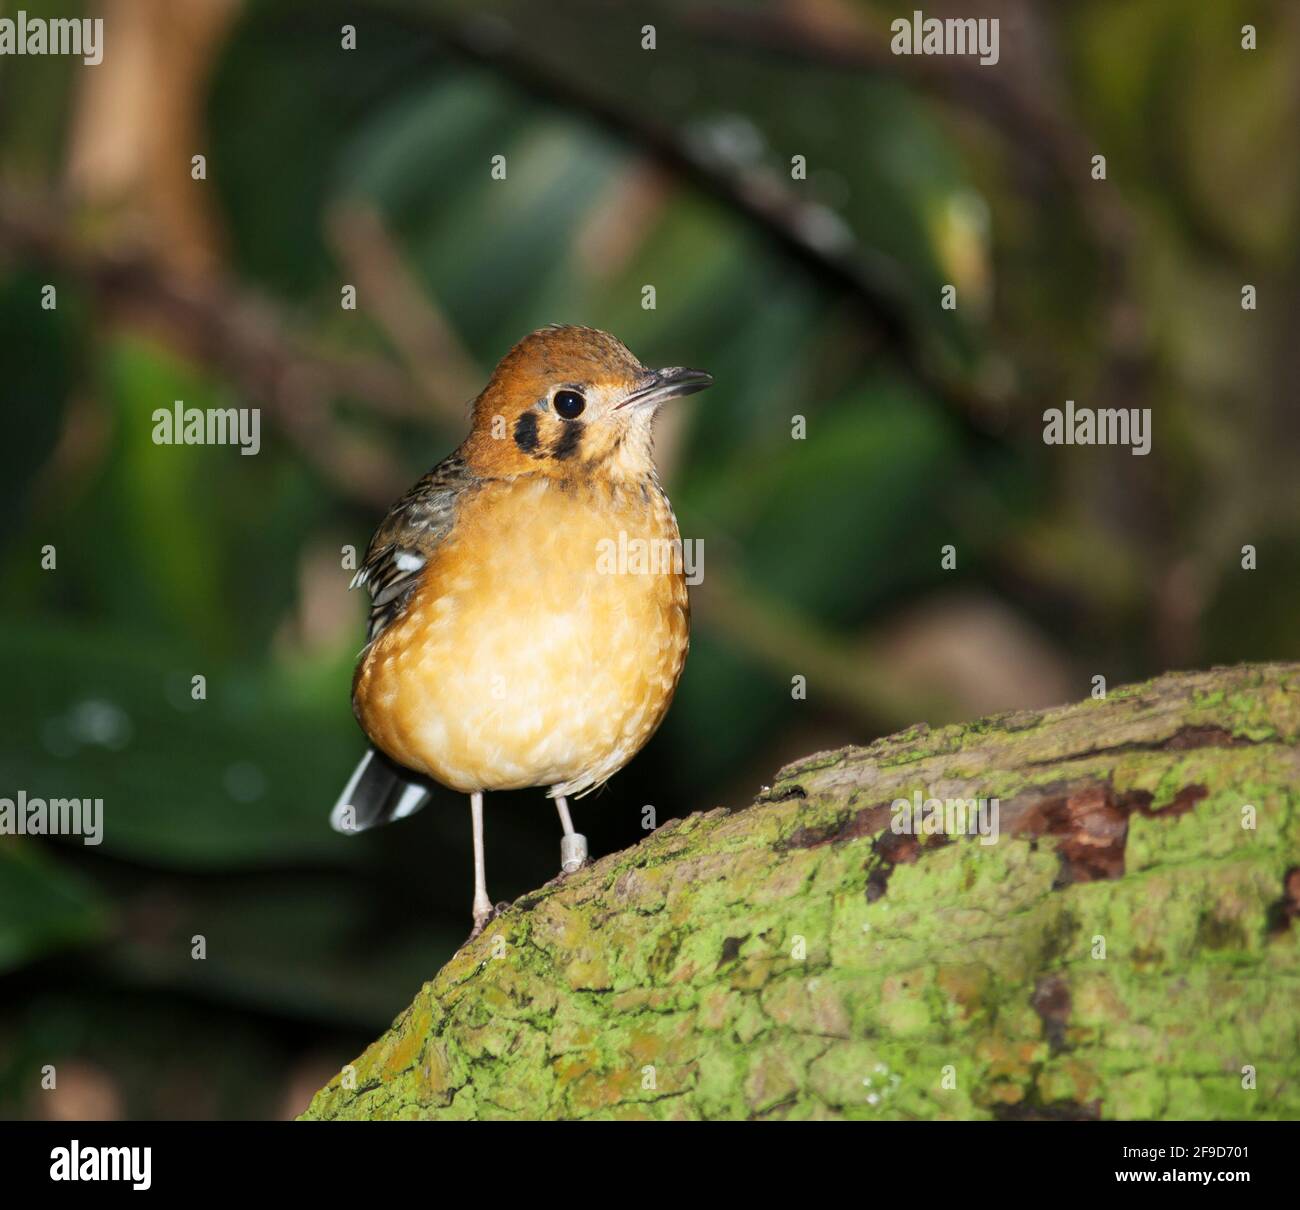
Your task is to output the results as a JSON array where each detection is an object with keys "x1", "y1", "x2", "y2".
[{"x1": 330, "y1": 746, "x2": 432, "y2": 834}]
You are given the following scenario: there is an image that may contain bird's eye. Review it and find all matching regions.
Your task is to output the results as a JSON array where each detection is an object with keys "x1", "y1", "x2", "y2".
[{"x1": 553, "y1": 389, "x2": 586, "y2": 419}]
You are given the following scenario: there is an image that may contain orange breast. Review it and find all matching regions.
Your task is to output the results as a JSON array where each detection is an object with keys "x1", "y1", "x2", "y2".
[{"x1": 353, "y1": 475, "x2": 689, "y2": 797}]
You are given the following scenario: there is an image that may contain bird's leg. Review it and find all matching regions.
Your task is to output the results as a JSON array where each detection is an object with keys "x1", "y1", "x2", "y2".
[
  {"x1": 467, "y1": 791, "x2": 496, "y2": 939},
  {"x1": 554, "y1": 793, "x2": 589, "y2": 874}
]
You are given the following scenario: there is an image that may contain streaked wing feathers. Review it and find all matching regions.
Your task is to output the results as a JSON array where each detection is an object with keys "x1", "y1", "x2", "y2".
[{"x1": 353, "y1": 452, "x2": 477, "y2": 642}]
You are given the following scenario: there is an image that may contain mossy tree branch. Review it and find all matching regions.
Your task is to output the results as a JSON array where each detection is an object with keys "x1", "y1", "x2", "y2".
[{"x1": 303, "y1": 663, "x2": 1300, "y2": 1121}]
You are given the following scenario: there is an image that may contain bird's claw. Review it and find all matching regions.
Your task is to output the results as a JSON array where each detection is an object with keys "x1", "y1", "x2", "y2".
[{"x1": 466, "y1": 901, "x2": 511, "y2": 944}]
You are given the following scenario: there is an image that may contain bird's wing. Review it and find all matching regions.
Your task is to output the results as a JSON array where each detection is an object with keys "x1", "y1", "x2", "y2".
[{"x1": 351, "y1": 451, "x2": 479, "y2": 643}]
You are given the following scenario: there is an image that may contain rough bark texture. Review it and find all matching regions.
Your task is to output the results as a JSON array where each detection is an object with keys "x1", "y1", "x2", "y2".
[{"x1": 302, "y1": 663, "x2": 1300, "y2": 1120}]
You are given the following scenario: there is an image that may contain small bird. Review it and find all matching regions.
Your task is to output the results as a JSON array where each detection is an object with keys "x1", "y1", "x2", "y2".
[{"x1": 330, "y1": 325, "x2": 711, "y2": 938}]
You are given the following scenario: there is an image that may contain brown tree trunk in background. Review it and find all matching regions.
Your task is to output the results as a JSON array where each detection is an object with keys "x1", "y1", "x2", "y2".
[
  {"x1": 67, "y1": 0, "x2": 240, "y2": 275},
  {"x1": 303, "y1": 663, "x2": 1300, "y2": 1120}
]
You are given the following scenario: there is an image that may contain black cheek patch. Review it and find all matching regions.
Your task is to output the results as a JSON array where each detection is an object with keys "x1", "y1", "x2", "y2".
[
  {"x1": 551, "y1": 420, "x2": 584, "y2": 460},
  {"x1": 513, "y1": 411, "x2": 541, "y2": 455}
]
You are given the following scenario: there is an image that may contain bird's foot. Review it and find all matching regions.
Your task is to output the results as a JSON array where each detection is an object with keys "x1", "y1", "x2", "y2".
[
  {"x1": 560, "y1": 832, "x2": 590, "y2": 875},
  {"x1": 466, "y1": 900, "x2": 511, "y2": 944}
]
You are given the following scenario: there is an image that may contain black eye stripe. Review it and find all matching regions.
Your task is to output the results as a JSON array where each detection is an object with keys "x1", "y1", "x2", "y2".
[
  {"x1": 513, "y1": 411, "x2": 540, "y2": 454},
  {"x1": 551, "y1": 420, "x2": 584, "y2": 460}
]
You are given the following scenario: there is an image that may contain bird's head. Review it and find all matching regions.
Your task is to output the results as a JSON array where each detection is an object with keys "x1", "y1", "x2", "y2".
[{"x1": 463, "y1": 325, "x2": 711, "y2": 481}]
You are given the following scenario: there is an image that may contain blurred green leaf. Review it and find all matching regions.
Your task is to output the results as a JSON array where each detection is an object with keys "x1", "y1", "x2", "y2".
[
  {"x1": 0, "y1": 270, "x2": 80, "y2": 536},
  {"x1": 701, "y1": 376, "x2": 961, "y2": 622},
  {"x1": 0, "y1": 621, "x2": 364, "y2": 869},
  {"x1": 0, "y1": 844, "x2": 107, "y2": 974}
]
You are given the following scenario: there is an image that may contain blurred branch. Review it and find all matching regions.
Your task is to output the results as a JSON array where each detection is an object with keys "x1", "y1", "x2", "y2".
[
  {"x1": 689, "y1": 9, "x2": 1130, "y2": 249},
  {"x1": 325, "y1": 199, "x2": 485, "y2": 420},
  {"x1": 686, "y1": 5, "x2": 1148, "y2": 361},
  {"x1": 0, "y1": 186, "x2": 417, "y2": 510},
  {"x1": 395, "y1": 8, "x2": 1005, "y2": 432}
]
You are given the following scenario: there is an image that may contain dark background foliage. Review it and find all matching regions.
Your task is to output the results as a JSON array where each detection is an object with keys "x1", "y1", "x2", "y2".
[{"x1": 1, "y1": 0, "x2": 1295, "y2": 1119}]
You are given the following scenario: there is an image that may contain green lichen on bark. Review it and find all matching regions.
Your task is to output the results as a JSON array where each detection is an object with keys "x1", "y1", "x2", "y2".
[{"x1": 302, "y1": 663, "x2": 1300, "y2": 1120}]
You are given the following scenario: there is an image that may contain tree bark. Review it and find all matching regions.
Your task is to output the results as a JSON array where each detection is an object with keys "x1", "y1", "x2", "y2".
[{"x1": 302, "y1": 663, "x2": 1300, "y2": 1120}]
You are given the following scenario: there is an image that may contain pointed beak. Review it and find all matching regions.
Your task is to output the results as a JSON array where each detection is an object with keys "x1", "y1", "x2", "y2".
[{"x1": 615, "y1": 366, "x2": 713, "y2": 410}]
